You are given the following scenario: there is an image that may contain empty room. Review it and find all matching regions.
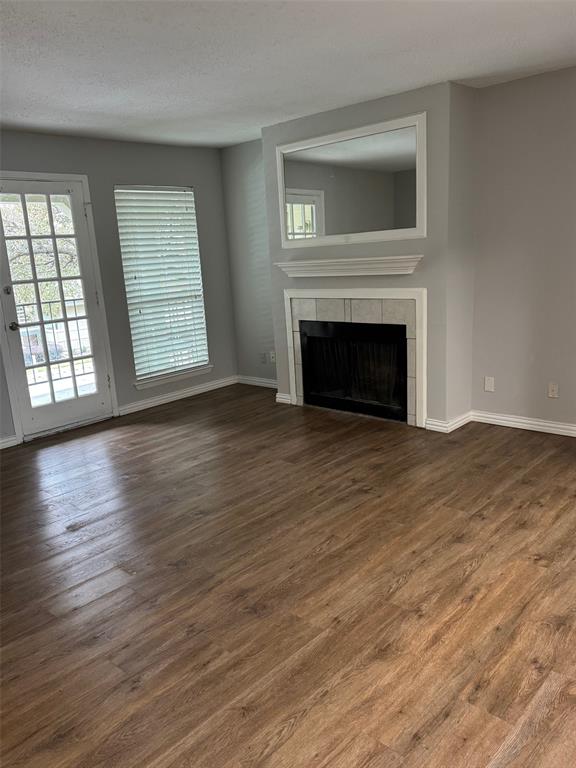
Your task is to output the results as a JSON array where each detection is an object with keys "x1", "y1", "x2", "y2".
[{"x1": 1, "y1": 1, "x2": 575, "y2": 766}]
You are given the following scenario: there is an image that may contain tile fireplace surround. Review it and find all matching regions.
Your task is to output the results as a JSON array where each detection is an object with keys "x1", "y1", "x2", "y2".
[{"x1": 282, "y1": 288, "x2": 427, "y2": 427}]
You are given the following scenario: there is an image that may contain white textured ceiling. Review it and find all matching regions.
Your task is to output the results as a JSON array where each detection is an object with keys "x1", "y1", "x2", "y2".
[{"x1": 1, "y1": 1, "x2": 575, "y2": 147}]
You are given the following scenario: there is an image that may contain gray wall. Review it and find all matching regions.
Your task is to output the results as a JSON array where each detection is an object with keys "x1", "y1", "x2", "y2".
[
  {"x1": 394, "y1": 170, "x2": 417, "y2": 229},
  {"x1": 0, "y1": 130, "x2": 237, "y2": 437},
  {"x1": 0, "y1": 357, "x2": 14, "y2": 437},
  {"x1": 471, "y1": 67, "x2": 576, "y2": 423},
  {"x1": 445, "y1": 84, "x2": 477, "y2": 420},
  {"x1": 221, "y1": 140, "x2": 275, "y2": 381},
  {"x1": 284, "y1": 160, "x2": 396, "y2": 233},
  {"x1": 262, "y1": 83, "x2": 452, "y2": 421},
  {"x1": 2, "y1": 67, "x2": 573, "y2": 440},
  {"x1": 261, "y1": 70, "x2": 576, "y2": 427}
]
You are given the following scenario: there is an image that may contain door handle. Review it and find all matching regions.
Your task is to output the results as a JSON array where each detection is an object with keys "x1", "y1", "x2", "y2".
[{"x1": 8, "y1": 321, "x2": 20, "y2": 331}]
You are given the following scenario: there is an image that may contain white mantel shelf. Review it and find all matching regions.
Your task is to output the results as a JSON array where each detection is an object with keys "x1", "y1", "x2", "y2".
[{"x1": 275, "y1": 255, "x2": 423, "y2": 278}]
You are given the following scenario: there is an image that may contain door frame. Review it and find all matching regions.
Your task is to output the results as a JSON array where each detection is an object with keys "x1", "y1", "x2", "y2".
[{"x1": 0, "y1": 171, "x2": 119, "y2": 444}]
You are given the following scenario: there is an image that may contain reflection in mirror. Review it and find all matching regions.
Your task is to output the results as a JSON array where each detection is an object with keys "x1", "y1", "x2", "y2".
[
  {"x1": 281, "y1": 120, "x2": 422, "y2": 244},
  {"x1": 285, "y1": 190, "x2": 325, "y2": 240}
]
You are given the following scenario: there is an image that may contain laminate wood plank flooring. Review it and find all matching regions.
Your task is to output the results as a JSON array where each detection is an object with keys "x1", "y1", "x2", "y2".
[{"x1": 1, "y1": 384, "x2": 575, "y2": 767}]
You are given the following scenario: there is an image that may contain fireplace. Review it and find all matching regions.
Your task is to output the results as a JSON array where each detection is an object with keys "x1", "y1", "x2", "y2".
[
  {"x1": 299, "y1": 320, "x2": 407, "y2": 421},
  {"x1": 284, "y1": 291, "x2": 425, "y2": 427}
]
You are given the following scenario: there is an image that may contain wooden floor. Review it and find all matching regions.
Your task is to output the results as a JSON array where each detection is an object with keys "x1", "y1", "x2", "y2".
[{"x1": 1, "y1": 385, "x2": 575, "y2": 767}]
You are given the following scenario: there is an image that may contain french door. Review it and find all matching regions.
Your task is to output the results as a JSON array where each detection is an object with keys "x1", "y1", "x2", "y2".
[{"x1": 0, "y1": 177, "x2": 113, "y2": 438}]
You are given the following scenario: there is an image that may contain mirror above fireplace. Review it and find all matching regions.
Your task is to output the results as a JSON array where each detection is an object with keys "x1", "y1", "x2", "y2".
[{"x1": 277, "y1": 113, "x2": 426, "y2": 248}]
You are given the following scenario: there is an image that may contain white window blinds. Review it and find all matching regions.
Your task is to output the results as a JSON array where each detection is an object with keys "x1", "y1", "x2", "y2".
[{"x1": 114, "y1": 187, "x2": 209, "y2": 381}]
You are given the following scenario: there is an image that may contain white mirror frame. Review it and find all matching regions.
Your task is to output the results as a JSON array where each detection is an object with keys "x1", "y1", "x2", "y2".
[{"x1": 277, "y1": 112, "x2": 427, "y2": 249}]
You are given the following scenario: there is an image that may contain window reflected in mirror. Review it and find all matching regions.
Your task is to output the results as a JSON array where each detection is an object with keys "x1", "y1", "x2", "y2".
[{"x1": 285, "y1": 190, "x2": 324, "y2": 240}]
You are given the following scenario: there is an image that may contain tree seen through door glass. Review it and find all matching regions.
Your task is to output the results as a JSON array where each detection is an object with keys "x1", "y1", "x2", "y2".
[
  {"x1": 25, "y1": 195, "x2": 51, "y2": 235},
  {"x1": 50, "y1": 195, "x2": 75, "y2": 235},
  {"x1": 62, "y1": 279, "x2": 86, "y2": 317},
  {"x1": 0, "y1": 194, "x2": 26, "y2": 236},
  {"x1": 38, "y1": 281, "x2": 64, "y2": 321},
  {"x1": 56, "y1": 238, "x2": 80, "y2": 276},
  {"x1": 13, "y1": 283, "x2": 39, "y2": 324},
  {"x1": 6, "y1": 239, "x2": 33, "y2": 281},
  {"x1": 32, "y1": 239, "x2": 58, "y2": 278}
]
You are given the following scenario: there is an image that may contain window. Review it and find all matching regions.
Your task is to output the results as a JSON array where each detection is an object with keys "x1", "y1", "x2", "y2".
[
  {"x1": 285, "y1": 189, "x2": 325, "y2": 240},
  {"x1": 114, "y1": 186, "x2": 209, "y2": 382}
]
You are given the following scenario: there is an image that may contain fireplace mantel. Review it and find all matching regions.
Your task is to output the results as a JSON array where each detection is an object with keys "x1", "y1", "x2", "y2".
[{"x1": 275, "y1": 255, "x2": 423, "y2": 278}]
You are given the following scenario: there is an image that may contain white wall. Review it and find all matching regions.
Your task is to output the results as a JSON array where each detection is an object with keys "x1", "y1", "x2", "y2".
[
  {"x1": 471, "y1": 68, "x2": 576, "y2": 424},
  {"x1": 221, "y1": 140, "x2": 276, "y2": 381},
  {"x1": 0, "y1": 130, "x2": 238, "y2": 439}
]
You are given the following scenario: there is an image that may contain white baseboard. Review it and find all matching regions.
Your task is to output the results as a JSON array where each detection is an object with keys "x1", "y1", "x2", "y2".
[
  {"x1": 236, "y1": 376, "x2": 278, "y2": 389},
  {"x1": 0, "y1": 434, "x2": 21, "y2": 449},
  {"x1": 6, "y1": 382, "x2": 572, "y2": 446},
  {"x1": 427, "y1": 410, "x2": 575, "y2": 437},
  {"x1": 426, "y1": 413, "x2": 474, "y2": 433},
  {"x1": 471, "y1": 410, "x2": 576, "y2": 437},
  {"x1": 118, "y1": 376, "x2": 239, "y2": 416}
]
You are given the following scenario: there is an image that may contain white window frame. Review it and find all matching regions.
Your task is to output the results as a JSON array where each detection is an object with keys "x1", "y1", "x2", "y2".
[
  {"x1": 285, "y1": 188, "x2": 325, "y2": 240},
  {"x1": 114, "y1": 185, "x2": 212, "y2": 389}
]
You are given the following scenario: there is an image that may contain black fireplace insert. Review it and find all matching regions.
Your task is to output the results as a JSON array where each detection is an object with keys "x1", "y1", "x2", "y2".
[{"x1": 299, "y1": 320, "x2": 407, "y2": 421}]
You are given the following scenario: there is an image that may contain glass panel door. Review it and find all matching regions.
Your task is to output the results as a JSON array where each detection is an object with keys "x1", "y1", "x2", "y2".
[{"x1": 0, "y1": 178, "x2": 113, "y2": 438}]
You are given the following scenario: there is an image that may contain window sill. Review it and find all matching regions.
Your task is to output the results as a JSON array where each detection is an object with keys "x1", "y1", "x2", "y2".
[{"x1": 133, "y1": 363, "x2": 214, "y2": 390}]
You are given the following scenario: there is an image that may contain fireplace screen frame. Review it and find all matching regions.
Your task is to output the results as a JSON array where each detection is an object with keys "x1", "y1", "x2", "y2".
[{"x1": 299, "y1": 320, "x2": 408, "y2": 421}]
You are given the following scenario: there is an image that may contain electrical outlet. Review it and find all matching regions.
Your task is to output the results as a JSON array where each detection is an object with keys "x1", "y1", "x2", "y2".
[
  {"x1": 269, "y1": 351, "x2": 276, "y2": 364},
  {"x1": 259, "y1": 352, "x2": 267, "y2": 364},
  {"x1": 547, "y1": 381, "x2": 559, "y2": 399},
  {"x1": 484, "y1": 376, "x2": 495, "y2": 392}
]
